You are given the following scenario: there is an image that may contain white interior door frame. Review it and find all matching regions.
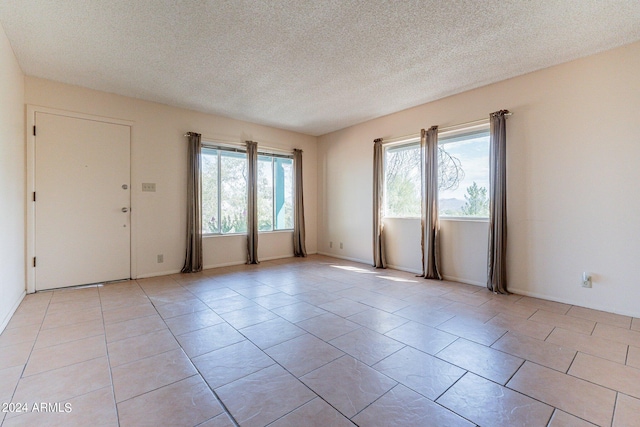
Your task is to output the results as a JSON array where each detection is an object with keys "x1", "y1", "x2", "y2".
[{"x1": 26, "y1": 105, "x2": 137, "y2": 293}]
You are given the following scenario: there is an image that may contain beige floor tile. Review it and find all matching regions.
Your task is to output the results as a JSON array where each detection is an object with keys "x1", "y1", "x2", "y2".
[
  {"x1": 50, "y1": 287, "x2": 99, "y2": 304},
  {"x1": 217, "y1": 364, "x2": 315, "y2": 427},
  {"x1": 548, "y1": 327, "x2": 628, "y2": 364},
  {"x1": 359, "y1": 294, "x2": 410, "y2": 312},
  {"x1": 265, "y1": 334, "x2": 343, "y2": 377},
  {"x1": 34, "y1": 319, "x2": 104, "y2": 349},
  {"x1": 301, "y1": 356, "x2": 396, "y2": 418},
  {"x1": 627, "y1": 346, "x2": 640, "y2": 369},
  {"x1": 438, "y1": 372, "x2": 554, "y2": 427},
  {"x1": 148, "y1": 289, "x2": 195, "y2": 306},
  {"x1": 547, "y1": 409, "x2": 597, "y2": 427},
  {"x1": 239, "y1": 317, "x2": 306, "y2": 350},
  {"x1": 296, "y1": 313, "x2": 362, "y2": 341},
  {"x1": 487, "y1": 312, "x2": 554, "y2": 340},
  {"x1": 384, "y1": 321, "x2": 457, "y2": 355},
  {"x1": 354, "y1": 384, "x2": 473, "y2": 427},
  {"x1": 567, "y1": 306, "x2": 632, "y2": 329},
  {"x1": 3, "y1": 386, "x2": 118, "y2": 427},
  {"x1": 4, "y1": 311, "x2": 45, "y2": 331},
  {"x1": 515, "y1": 296, "x2": 572, "y2": 314},
  {"x1": 437, "y1": 338, "x2": 524, "y2": 384},
  {"x1": 117, "y1": 375, "x2": 223, "y2": 427},
  {"x1": 437, "y1": 315, "x2": 507, "y2": 346},
  {"x1": 154, "y1": 298, "x2": 209, "y2": 319},
  {"x1": 613, "y1": 393, "x2": 640, "y2": 427},
  {"x1": 0, "y1": 324, "x2": 39, "y2": 348},
  {"x1": 318, "y1": 298, "x2": 370, "y2": 317},
  {"x1": 592, "y1": 323, "x2": 640, "y2": 347},
  {"x1": 271, "y1": 301, "x2": 327, "y2": 323},
  {"x1": 373, "y1": 346, "x2": 464, "y2": 400},
  {"x1": 218, "y1": 304, "x2": 277, "y2": 329},
  {"x1": 0, "y1": 365, "x2": 23, "y2": 402},
  {"x1": 269, "y1": 397, "x2": 355, "y2": 427},
  {"x1": 11, "y1": 357, "x2": 111, "y2": 408},
  {"x1": 111, "y1": 348, "x2": 197, "y2": 402},
  {"x1": 204, "y1": 294, "x2": 256, "y2": 314},
  {"x1": 481, "y1": 299, "x2": 538, "y2": 318},
  {"x1": 100, "y1": 295, "x2": 151, "y2": 311},
  {"x1": 529, "y1": 310, "x2": 596, "y2": 334},
  {"x1": 346, "y1": 308, "x2": 409, "y2": 334},
  {"x1": 234, "y1": 284, "x2": 280, "y2": 298},
  {"x1": 101, "y1": 303, "x2": 157, "y2": 324},
  {"x1": 569, "y1": 352, "x2": 640, "y2": 399},
  {"x1": 437, "y1": 301, "x2": 499, "y2": 322},
  {"x1": 23, "y1": 334, "x2": 106, "y2": 377},
  {"x1": 492, "y1": 331, "x2": 576, "y2": 372},
  {"x1": 41, "y1": 306, "x2": 102, "y2": 330},
  {"x1": 329, "y1": 328, "x2": 404, "y2": 366},
  {"x1": 164, "y1": 308, "x2": 224, "y2": 335},
  {"x1": 198, "y1": 413, "x2": 236, "y2": 427},
  {"x1": 393, "y1": 304, "x2": 455, "y2": 327},
  {"x1": 46, "y1": 297, "x2": 101, "y2": 315},
  {"x1": 252, "y1": 292, "x2": 301, "y2": 310},
  {"x1": 507, "y1": 361, "x2": 616, "y2": 426},
  {"x1": 442, "y1": 290, "x2": 492, "y2": 306},
  {"x1": 176, "y1": 322, "x2": 244, "y2": 357},
  {"x1": 107, "y1": 328, "x2": 180, "y2": 367},
  {"x1": 104, "y1": 313, "x2": 167, "y2": 342},
  {"x1": 194, "y1": 340, "x2": 274, "y2": 388},
  {"x1": 295, "y1": 290, "x2": 342, "y2": 306}
]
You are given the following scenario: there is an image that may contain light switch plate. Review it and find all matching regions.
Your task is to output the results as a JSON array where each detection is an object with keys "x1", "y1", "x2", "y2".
[{"x1": 142, "y1": 183, "x2": 156, "y2": 192}]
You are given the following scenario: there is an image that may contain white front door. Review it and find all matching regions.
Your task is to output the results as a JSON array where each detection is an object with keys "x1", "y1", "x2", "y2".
[{"x1": 34, "y1": 112, "x2": 131, "y2": 291}]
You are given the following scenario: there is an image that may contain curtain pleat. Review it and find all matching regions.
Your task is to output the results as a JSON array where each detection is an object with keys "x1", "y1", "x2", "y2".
[
  {"x1": 181, "y1": 132, "x2": 203, "y2": 273},
  {"x1": 373, "y1": 138, "x2": 386, "y2": 268},
  {"x1": 246, "y1": 141, "x2": 259, "y2": 264},
  {"x1": 293, "y1": 149, "x2": 307, "y2": 257},
  {"x1": 488, "y1": 110, "x2": 509, "y2": 293},
  {"x1": 421, "y1": 127, "x2": 442, "y2": 280}
]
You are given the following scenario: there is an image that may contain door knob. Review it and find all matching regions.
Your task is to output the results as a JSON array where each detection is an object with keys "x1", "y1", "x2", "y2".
[{"x1": 122, "y1": 207, "x2": 129, "y2": 213}]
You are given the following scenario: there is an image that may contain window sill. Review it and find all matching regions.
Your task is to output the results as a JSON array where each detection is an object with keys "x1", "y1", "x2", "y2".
[{"x1": 203, "y1": 229, "x2": 294, "y2": 238}]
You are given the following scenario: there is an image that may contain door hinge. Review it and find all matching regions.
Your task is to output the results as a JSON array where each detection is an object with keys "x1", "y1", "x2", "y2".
[
  {"x1": 33, "y1": 257, "x2": 36, "y2": 267},
  {"x1": 33, "y1": 192, "x2": 36, "y2": 202},
  {"x1": 33, "y1": 125, "x2": 36, "y2": 136}
]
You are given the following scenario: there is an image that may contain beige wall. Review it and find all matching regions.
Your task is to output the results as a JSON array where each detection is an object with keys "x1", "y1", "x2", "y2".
[
  {"x1": 318, "y1": 41, "x2": 640, "y2": 317},
  {"x1": 25, "y1": 78, "x2": 318, "y2": 279},
  {"x1": 0, "y1": 25, "x2": 26, "y2": 331}
]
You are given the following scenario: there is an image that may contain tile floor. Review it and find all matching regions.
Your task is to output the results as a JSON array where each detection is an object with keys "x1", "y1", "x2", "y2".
[{"x1": 1, "y1": 255, "x2": 639, "y2": 426}]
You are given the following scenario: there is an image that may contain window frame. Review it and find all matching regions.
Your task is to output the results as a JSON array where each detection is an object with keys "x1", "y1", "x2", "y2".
[
  {"x1": 382, "y1": 121, "x2": 491, "y2": 221},
  {"x1": 200, "y1": 142, "x2": 294, "y2": 236}
]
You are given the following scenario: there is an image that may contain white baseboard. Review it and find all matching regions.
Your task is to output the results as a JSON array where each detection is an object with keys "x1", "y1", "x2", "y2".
[
  {"x1": 316, "y1": 251, "x2": 371, "y2": 266},
  {"x1": 508, "y1": 286, "x2": 640, "y2": 319},
  {"x1": 386, "y1": 263, "x2": 422, "y2": 275},
  {"x1": 0, "y1": 290, "x2": 26, "y2": 335}
]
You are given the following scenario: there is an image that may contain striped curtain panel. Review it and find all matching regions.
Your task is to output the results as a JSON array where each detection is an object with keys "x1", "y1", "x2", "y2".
[
  {"x1": 246, "y1": 140, "x2": 259, "y2": 264},
  {"x1": 487, "y1": 110, "x2": 509, "y2": 293},
  {"x1": 293, "y1": 149, "x2": 307, "y2": 257},
  {"x1": 421, "y1": 126, "x2": 442, "y2": 280},
  {"x1": 181, "y1": 132, "x2": 203, "y2": 273}
]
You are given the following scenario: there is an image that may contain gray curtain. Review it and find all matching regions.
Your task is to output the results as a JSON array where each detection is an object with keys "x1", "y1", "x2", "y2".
[
  {"x1": 246, "y1": 140, "x2": 259, "y2": 264},
  {"x1": 181, "y1": 132, "x2": 203, "y2": 273},
  {"x1": 293, "y1": 149, "x2": 307, "y2": 257},
  {"x1": 421, "y1": 127, "x2": 442, "y2": 280},
  {"x1": 373, "y1": 138, "x2": 386, "y2": 268},
  {"x1": 488, "y1": 110, "x2": 509, "y2": 293}
]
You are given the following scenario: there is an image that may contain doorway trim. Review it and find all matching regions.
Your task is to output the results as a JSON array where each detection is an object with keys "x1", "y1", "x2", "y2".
[{"x1": 26, "y1": 105, "x2": 136, "y2": 293}]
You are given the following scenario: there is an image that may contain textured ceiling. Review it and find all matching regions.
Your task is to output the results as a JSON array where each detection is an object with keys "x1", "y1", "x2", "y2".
[{"x1": 1, "y1": 1, "x2": 639, "y2": 136}]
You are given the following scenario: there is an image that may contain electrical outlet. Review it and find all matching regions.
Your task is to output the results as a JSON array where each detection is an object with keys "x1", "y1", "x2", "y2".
[
  {"x1": 142, "y1": 183, "x2": 156, "y2": 192},
  {"x1": 582, "y1": 272, "x2": 592, "y2": 288},
  {"x1": 329, "y1": 241, "x2": 333, "y2": 248},
  {"x1": 157, "y1": 254, "x2": 164, "y2": 263},
  {"x1": 340, "y1": 242, "x2": 343, "y2": 249}
]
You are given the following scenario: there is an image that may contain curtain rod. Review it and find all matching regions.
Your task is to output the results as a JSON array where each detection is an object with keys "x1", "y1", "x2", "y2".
[
  {"x1": 184, "y1": 133, "x2": 293, "y2": 155},
  {"x1": 380, "y1": 112, "x2": 512, "y2": 145}
]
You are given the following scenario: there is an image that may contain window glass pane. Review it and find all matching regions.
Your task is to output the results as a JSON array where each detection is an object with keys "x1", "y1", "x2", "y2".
[
  {"x1": 439, "y1": 131, "x2": 490, "y2": 217},
  {"x1": 201, "y1": 149, "x2": 219, "y2": 234},
  {"x1": 385, "y1": 144, "x2": 421, "y2": 217},
  {"x1": 220, "y1": 151, "x2": 247, "y2": 233},
  {"x1": 257, "y1": 156, "x2": 273, "y2": 231},
  {"x1": 274, "y1": 157, "x2": 293, "y2": 230}
]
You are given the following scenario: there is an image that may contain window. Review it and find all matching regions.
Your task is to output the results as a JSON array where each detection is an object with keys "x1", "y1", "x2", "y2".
[
  {"x1": 258, "y1": 155, "x2": 294, "y2": 231},
  {"x1": 201, "y1": 145, "x2": 294, "y2": 235},
  {"x1": 384, "y1": 124, "x2": 490, "y2": 219}
]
